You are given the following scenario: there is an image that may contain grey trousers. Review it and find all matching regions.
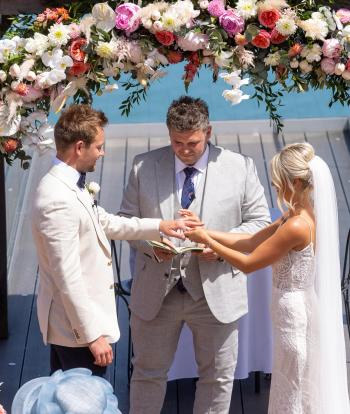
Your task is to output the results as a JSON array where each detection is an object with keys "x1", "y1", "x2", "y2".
[{"x1": 129, "y1": 288, "x2": 239, "y2": 414}]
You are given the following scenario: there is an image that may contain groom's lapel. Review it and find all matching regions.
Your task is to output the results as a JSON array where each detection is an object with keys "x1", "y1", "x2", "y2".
[
  {"x1": 49, "y1": 166, "x2": 111, "y2": 255},
  {"x1": 156, "y1": 147, "x2": 175, "y2": 220}
]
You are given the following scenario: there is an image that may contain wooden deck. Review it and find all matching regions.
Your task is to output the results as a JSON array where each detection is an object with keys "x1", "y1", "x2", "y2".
[{"x1": 1, "y1": 118, "x2": 350, "y2": 413}]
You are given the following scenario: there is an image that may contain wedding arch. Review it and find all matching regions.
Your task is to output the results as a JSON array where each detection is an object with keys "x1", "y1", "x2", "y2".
[{"x1": 0, "y1": 0, "x2": 350, "y2": 336}]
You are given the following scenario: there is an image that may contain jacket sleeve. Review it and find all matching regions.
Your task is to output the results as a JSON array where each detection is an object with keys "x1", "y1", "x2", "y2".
[
  {"x1": 36, "y1": 200, "x2": 102, "y2": 344},
  {"x1": 230, "y1": 156, "x2": 271, "y2": 234}
]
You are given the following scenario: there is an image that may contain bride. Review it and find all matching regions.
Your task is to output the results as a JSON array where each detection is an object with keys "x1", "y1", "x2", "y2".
[{"x1": 184, "y1": 143, "x2": 350, "y2": 413}]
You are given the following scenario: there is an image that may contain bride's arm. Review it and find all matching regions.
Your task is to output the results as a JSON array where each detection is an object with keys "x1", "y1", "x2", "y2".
[
  {"x1": 206, "y1": 219, "x2": 283, "y2": 253},
  {"x1": 185, "y1": 217, "x2": 307, "y2": 273}
]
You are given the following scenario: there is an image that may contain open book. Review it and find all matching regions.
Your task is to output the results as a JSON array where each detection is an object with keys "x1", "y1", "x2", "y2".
[{"x1": 147, "y1": 240, "x2": 204, "y2": 255}]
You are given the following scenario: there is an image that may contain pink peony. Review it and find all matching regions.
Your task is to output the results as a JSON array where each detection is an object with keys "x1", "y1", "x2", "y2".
[
  {"x1": 219, "y1": 9, "x2": 245, "y2": 37},
  {"x1": 336, "y1": 8, "x2": 350, "y2": 24},
  {"x1": 322, "y1": 39, "x2": 342, "y2": 59},
  {"x1": 115, "y1": 3, "x2": 141, "y2": 34},
  {"x1": 251, "y1": 30, "x2": 271, "y2": 49},
  {"x1": 207, "y1": 0, "x2": 225, "y2": 18},
  {"x1": 258, "y1": 9, "x2": 280, "y2": 29},
  {"x1": 68, "y1": 23, "x2": 81, "y2": 39},
  {"x1": 321, "y1": 58, "x2": 336, "y2": 75},
  {"x1": 270, "y1": 28, "x2": 288, "y2": 44}
]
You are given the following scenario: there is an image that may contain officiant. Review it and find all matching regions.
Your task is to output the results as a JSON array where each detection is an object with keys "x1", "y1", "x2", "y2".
[{"x1": 119, "y1": 95, "x2": 271, "y2": 414}]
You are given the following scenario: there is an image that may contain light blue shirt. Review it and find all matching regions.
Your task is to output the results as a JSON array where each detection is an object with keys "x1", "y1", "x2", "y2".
[{"x1": 175, "y1": 145, "x2": 209, "y2": 204}]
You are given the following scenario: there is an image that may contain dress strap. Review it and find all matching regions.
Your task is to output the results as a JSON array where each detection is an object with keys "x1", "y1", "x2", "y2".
[{"x1": 298, "y1": 215, "x2": 313, "y2": 245}]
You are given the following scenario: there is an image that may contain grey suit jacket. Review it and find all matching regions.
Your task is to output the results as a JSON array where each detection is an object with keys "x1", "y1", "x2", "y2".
[{"x1": 119, "y1": 143, "x2": 270, "y2": 323}]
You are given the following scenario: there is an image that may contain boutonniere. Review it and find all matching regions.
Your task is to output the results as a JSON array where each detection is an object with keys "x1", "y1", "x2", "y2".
[{"x1": 86, "y1": 181, "x2": 100, "y2": 202}]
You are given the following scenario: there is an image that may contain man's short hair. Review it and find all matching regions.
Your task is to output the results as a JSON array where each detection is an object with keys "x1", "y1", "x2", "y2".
[
  {"x1": 54, "y1": 104, "x2": 108, "y2": 151},
  {"x1": 166, "y1": 96, "x2": 209, "y2": 131}
]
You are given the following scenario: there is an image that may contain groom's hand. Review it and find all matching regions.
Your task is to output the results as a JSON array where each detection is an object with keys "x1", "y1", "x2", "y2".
[
  {"x1": 159, "y1": 219, "x2": 203, "y2": 240},
  {"x1": 89, "y1": 336, "x2": 113, "y2": 366}
]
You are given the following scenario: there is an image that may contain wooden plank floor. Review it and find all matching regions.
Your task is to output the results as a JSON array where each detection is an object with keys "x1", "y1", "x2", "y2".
[{"x1": 1, "y1": 122, "x2": 350, "y2": 413}]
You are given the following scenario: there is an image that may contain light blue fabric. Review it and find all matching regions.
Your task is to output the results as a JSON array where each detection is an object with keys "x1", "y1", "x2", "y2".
[{"x1": 11, "y1": 369, "x2": 122, "y2": 414}]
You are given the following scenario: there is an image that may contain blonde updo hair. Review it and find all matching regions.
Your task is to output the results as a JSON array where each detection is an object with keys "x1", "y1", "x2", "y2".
[{"x1": 270, "y1": 142, "x2": 315, "y2": 212}]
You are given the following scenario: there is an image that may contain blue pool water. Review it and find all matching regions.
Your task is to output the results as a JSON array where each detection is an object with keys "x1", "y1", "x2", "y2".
[
  {"x1": 91, "y1": 63, "x2": 349, "y2": 123},
  {"x1": 49, "y1": 64, "x2": 349, "y2": 124}
]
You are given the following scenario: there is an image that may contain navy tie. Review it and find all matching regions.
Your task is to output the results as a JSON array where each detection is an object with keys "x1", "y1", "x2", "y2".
[
  {"x1": 181, "y1": 167, "x2": 196, "y2": 209},
  {"x1": 77, "y1": 172, "x2": 86, "y2": 189}
]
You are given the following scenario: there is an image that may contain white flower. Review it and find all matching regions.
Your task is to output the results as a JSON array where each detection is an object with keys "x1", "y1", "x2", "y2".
[
  {"x1": 299, "y1": 15, "x2": 328, "y2": 40},
  {"x1": 92, "y1": 2, "x2": 116, "y2": 32},
  {"x1": 25, "y1": 33, "x2": 49, "y2": 56},
  {"x1": 0, "y1": 39, "x2": 17, "y2": 63},
  {"x1": 79, "y1": 14, "x2": 96, "y2": 44},
  {"x1": 48, "y1": 23, "x2": 70, "y2": 46},
  {"x1": 96, "y1": 41, "x2": 115, "y2": 59},
  {"x1": 42, "y1": 49, "x2": 73, "y2": 70},
  {"x1": 87, "y1": 181, "x2": 100, "y2": 197},
  {"x1": 36, "y1": 69, "x2": 66, "y2": 89},
  {"x1": 236, "y1": 0, "x2": 257, "y2": 20},
  {"x1": 161, "y1": 10, "x2": 178, "y2": 31},
  {"x1": 335, "y1": 63, "x2": 345, "y2": 75},
  {"x1": 219, "y1": 70, "x2": 250, "y2": 87},
  {"x1": 147, "y1": 49, "x2": 168, "y2": 66},
  {"x1": 300, "y1": 43, "x2": 321, "y2": 63},
  {"x1": 275, "y1": 15, "x2": 297, "y2": 36},
  {"x1": 289, "y1": 59, "x2": 299, "y2": 69},
  {"x1": 9, "y1": 64, "x2": 21, "y2": 79},
  {"x1": 264, "y1": 52, "x2": 280, "y2": 66},
  {"x1": 151, "y1": 10, "x2": 161, "y2": 20},
  {"x1": 153, "y1": 21, "x2": 164, "y2": 31},
  {"x1": 177, "y1": 31, "x2": 209, "y2": 51},
  {"x1": 26, "y1": 71, "x2": 37, "y2": 82},
  {"x1": 0, "y1": 102, "x2": 21, "y2": 136},
  {"x1": 222, "y1": 89, "x2": 250, "y2": 105},
  {"x1": 215, "y1": 51, "x2": 233, "y2": 68},
  {"x1": 299, "y1": 60, "x2": 313, "y2": 73},
  {"x1": 103, "y1": 84, "x2": 119, "y2": 93},
  {"x1": 342, "y1": 24, "x2": 350, "y2": 43},
  {"x1": 0, "y1": 70, "x2": 6, "y2": 82},
  {"x1": 258, "y1": 0, "x2": 288, "y2": 12}
]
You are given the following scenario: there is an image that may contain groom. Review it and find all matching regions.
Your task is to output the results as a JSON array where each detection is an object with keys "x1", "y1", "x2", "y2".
[
  {"x1": 120, "y1": 96, "x2": 270, "y2": 413},
  {"x1": 31, "y1": 104, "x2": 195, "y2": 379}
]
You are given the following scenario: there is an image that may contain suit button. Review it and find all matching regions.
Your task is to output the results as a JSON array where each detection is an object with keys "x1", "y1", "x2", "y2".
[{"x1": 107, "y1": 261, "x2": 112, "y2": 266}]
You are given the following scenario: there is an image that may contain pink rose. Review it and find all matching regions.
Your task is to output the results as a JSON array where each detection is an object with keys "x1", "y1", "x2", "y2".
[
  {"x1": 251, "y1": 30, "x2": 271, "y2": 49},
  {"x1": 68, "y1": 61, "x2": 90, "y2": 77},
  {"x1": 258, "y1": 9, "x2": 280, "y2": 29},
  {"x1": 219, "y1": 9, "x2": 244, "y2": 37},
  {"x1": 322, "y1": 39, "x2": 341, "y2": 59},
  {"x1": 336, "y1": 8, "x2": 350, "y2": 24},
  {"x1": 207, "y1": 0, "x2": 225, "y2": 18},
  {"x1": 321, "y1": 58, "x2": 336, "y2": 75},
  {"x1": 115, "y1": 3, "x2": 141, "y2": 34},
  {"x1": 270, "y1": 28, "x2": 288, "y2": 44}
]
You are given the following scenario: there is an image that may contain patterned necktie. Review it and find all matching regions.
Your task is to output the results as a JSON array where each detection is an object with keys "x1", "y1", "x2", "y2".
[
  {"x1": 181, "y1": 167, "x2": 196, "y2": 209},
  {"x1": 77, "y1": 172, "x2": 86, "y2": 189}
]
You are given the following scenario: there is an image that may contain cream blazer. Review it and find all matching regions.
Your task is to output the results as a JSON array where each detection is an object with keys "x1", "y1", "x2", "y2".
[{"x1": 32, "y1": 165, "x2": 161, "y2": 347}]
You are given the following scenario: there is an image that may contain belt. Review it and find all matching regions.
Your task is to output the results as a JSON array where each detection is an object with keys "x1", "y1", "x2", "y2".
[{"x1": 175, "y1": 278, "x2": 187, "y2": 293}]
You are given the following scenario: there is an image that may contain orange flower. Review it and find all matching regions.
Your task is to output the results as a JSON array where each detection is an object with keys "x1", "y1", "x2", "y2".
[
  {"x1": 288, "y1": 43, "x2": 302, "y2": 57},
  {"x1": 56, "y1": 7, "x2": 69, "y2": 21},
  {"x1": 155, "y1": 31, "x2": 175, "y2": 46},
  {"x1": 2, "y1": 138, "x2": 19, "y2": 153},
  {"x1": 167, "y1": 50, "x2": 183, "y2": 64},
  {"x1": 69, "y1": 38, "x2": 87, "y2": 62},
  {"x1": 258, "y1": 9, "x2": 280, "y2": 29},
  {"x1": 270, "y1": 28, "x2": 287, "y2": 45},
  {"x1": 68, "y1": 61, "x2": 90, "y2": 76},
  {"x1": 251, "y1": 30, "x2": 271, "y2": 49}
]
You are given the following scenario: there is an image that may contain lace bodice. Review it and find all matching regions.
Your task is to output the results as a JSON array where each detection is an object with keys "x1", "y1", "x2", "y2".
[{"x1": 272, "y1": 244, "x2": 315, "y2": 291}]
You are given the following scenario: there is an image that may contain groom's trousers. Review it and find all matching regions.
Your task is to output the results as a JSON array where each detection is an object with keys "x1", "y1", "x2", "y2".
[{"x1": 129, "y1": 287, "x2": 239, "y2": 414}]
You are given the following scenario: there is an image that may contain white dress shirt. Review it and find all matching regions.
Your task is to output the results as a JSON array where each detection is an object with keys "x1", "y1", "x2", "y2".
[{"x1": 175, "y1": 145, "x2": 209, "y2": 205}]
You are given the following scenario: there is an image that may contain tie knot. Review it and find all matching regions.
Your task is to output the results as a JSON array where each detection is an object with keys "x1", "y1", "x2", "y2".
[
  {"x1": 77, "y1": 172, "x2": 86, "y2": 189},
  {"x1": 183, "y1": 167, "x2": 196, "y2": 178}
]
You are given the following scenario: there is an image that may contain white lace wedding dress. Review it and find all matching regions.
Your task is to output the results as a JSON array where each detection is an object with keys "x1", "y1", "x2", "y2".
[{"x1": 268, "y1": 240, "x2": 321, "y2": 414}]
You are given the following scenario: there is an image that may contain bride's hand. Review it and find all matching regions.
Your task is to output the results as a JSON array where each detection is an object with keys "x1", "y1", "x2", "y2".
[
  {"x1": 178, "y1": 209, "x2": 201, "y2": 224},
  {"x1": 184, "y1": 228, "x2": 210, "y2": 244}
]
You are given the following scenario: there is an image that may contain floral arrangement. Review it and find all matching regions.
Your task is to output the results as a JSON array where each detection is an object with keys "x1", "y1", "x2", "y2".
[{"x1": 0, "y1": 0, "x2": 350, "y2": 167}]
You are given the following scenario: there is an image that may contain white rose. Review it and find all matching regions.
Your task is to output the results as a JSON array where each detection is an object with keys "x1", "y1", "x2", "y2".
[
  {"x1": 222, "y1": 89, "x2": 250, "y2": 105},
  {"x1": 153, "y1": 21, "x2": 164, "y2": 31},
  {"x1": 0, "y1": 70, "x2": 6, "y2": 82},
  {"x1": 299, "y1": 60, "x2": 313, "y2": 73},
  {"x1": 199, "y1": 0, "x2": 209, "y2": 9},
  {"x1": 87, "y1": 181, "x2": 100, "y2": 196},
  {"x1": 26, "y1": 71, "x2": 37, "y2": 82},
  {"x1": 151, "y1": 10, "x2": 161, "y2": 20}
]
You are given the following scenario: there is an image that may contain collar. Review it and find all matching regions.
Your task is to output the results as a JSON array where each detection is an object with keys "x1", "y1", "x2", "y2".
[
  {"x1": 175, "y1": 144, "x2": 209, "y2": 175},
  {"x1": 53, "y1": 157, "x2": 81, "y2": 189}
]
